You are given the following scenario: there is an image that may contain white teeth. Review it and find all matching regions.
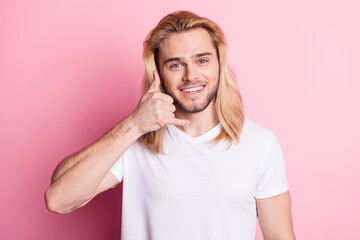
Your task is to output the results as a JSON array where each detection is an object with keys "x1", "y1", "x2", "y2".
[{"x1": 181, "y1": 86, "x2": 204, "y2": 93}]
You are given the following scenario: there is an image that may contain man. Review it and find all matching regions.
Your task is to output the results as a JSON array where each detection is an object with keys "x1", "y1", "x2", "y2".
[{"x1": 45, "y1": 10, "x2": 296, "y2": 240}]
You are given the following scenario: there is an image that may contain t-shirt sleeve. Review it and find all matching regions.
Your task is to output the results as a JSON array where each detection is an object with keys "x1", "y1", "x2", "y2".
[
  {"x1": 254, "y1": 131, "x2": 289, "y2": 199},
  {"x1": 109, "y1": 153, "x2": 125, "y2": 184}
]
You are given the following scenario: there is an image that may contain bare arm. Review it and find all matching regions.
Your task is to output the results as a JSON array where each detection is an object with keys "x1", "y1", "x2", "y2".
[
  {"x1": 256, "y1": 190, "x2": 296, "y2": 240},
  {"x1": 44, "y1": 71, "x2": 189, "y2": 214},
  {"x1": 45, "y1": 117, "x2": 141, "y2": 214}
]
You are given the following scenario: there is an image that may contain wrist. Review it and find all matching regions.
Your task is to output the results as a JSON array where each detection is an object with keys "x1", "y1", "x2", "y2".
[{"x1": 111, "y1": 115, "x2": 143, "y2": 141}]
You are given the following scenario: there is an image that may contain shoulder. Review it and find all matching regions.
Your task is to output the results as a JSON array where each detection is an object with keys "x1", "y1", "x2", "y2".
[
  {"x1": 123, "y1": 139, "x2": 158, "y2": 158},
  {"x1": 242, "y1": 117, "x2": 275, "y2": 140},
  {"x1": 236, "y1": 117, "x2": 279, "y2": 153}
]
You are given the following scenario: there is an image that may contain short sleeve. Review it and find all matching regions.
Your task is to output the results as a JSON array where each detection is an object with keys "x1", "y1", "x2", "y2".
[
  {"x1": 254, "y1": 131, "x2": 289, "y2": 199},
  {"x1": 109, "y1": 153, "x2": 125, "y2": 184}
]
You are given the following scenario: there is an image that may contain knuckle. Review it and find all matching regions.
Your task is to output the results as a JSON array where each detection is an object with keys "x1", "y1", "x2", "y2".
[
  {"x1": 154, "y1": 108, "x2": 162, "y2": 117},
  {"x1": 154, "y1": 99, "x2": 162, "y2": 107},
  {"x1": 148, "y1": 92, "x2": 156, "y2": 99},
  {"x1": 153, "y1": 92, "x2": 161, "y2": 98},
  {"x1": 155, "y1": 117, "x2": 164, "y2": 125}
]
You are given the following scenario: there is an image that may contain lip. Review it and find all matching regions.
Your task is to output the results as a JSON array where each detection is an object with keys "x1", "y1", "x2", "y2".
[
  {"x1": 179, "y1": 84, "x2": 205, "y2": 90},
  {"x1": 179, "y1": 84, "x2": 206, "y2": 96}
]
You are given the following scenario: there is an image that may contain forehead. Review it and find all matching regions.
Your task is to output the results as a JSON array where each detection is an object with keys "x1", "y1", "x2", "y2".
[{"x1": 158, "y1": 28, "x2": 216, "y2": 61}]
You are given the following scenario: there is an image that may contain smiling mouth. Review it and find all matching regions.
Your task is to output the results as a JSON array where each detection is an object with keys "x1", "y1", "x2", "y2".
[{"x1": 180, "y1": 85, "x2": 205, "y2": 94}]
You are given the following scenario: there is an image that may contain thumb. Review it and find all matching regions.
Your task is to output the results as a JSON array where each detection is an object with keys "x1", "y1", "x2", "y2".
[{"x1": 147, "y1": 70, "x2": 161, "y2": 93}]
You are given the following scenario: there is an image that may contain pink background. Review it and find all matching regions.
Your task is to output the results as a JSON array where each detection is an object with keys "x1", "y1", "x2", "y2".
[{"x1": 1, "y1": 0, "x2": 359, "y2": 239}]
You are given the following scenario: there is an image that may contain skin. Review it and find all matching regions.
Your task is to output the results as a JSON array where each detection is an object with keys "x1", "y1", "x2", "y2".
[
  {"x1": 45, "y1": 27, "x2": 295, "y2": 239},
  {"x1": 158, "y1": 29, "x2": 219, "y2": 114},
  {"x1": 257, "y1": 191, "x2": 296, "y2": 239},
  {"x1": 157, "y1": 28, "x2": 220, "y2": 137}
]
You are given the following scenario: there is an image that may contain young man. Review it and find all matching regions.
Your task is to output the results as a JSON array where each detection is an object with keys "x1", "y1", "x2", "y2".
[{"x1": 45, "y1": 10, "x2": 296, "y2": 240}]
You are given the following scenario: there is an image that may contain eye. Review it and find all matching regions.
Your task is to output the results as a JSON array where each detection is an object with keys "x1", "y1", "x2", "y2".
[
  {"x1": 170, "y1": 63, "x2": 182, "y2": 68},
  {"x1": 198, "y1": 59, "x2": 208, "y2": 64}
]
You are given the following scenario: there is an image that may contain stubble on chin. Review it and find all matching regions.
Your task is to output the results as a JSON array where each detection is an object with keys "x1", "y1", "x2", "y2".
[{"x1": 162, "y1": 83, "x2": 218, "y2": 114}]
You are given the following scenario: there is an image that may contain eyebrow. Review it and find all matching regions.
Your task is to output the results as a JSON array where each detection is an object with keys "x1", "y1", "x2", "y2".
[{"x1": 163, "y1": 52, "x2": 213, "y2": 65}]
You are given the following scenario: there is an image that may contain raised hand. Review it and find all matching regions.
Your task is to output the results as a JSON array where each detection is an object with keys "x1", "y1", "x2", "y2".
[{"x1": 130, "y1": 70, "x2": 189, "y2": 136}]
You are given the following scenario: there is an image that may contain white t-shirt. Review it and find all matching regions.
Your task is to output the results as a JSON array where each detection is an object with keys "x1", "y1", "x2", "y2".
[{"x1": 110, "y1": 117, "x2": 289, "y2": 240}]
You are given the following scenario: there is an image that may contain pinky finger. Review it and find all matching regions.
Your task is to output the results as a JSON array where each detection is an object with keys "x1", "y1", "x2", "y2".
[{"x1": 166, "y1": 117, "x2": 190, "y2": 126}]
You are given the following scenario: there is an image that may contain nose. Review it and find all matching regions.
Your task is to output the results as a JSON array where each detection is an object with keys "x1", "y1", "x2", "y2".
[{"x1": 182, "y1": 63, "x2": 198, "y2": 81}]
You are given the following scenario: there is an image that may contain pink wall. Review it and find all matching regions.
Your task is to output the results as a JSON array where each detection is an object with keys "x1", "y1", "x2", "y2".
[{"x1": 1, "y1": 0, "x2": 359, "y2": 239}]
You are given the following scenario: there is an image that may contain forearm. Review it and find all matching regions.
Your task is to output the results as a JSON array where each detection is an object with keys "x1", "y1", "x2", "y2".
[
  {"x1": 45, "y1": 116, "x2": 140, "y2": 213},
  {"x1": 45, "y1": 72, "x2": 187, "y2": 214}
]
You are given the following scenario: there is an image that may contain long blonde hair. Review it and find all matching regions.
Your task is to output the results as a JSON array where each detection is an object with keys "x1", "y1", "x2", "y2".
[{"x1": 140, "y1": 10, "x2": 245, "y2": 153}]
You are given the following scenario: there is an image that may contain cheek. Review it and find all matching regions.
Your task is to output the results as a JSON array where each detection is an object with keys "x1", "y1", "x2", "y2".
[
  {"x1": 162, "y1": 72, "x2": 182, "y2": 88},
  {"x1": 161, "y1": 78, "x2": 177, "y2": 93},
  {"x1": 202, "y1": 66, "x2": 219, "y2": 80},
  {"x1": 202, "y1": 61, "x2": 219, "y2": 76}
]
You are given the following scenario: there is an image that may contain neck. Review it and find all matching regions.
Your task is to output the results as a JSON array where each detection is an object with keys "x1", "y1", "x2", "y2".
[{"x1": 174, "y1": 100, "x2": 219, "y2": 137}]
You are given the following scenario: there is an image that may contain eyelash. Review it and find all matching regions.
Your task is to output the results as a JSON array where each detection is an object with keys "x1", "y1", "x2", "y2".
[
  {"x1": 169, "y1": 59, "x2": 209, "y2": 68},
  {"x1": 170, "y1": 63, "x2": 182, "y2": 68},
  {"x1": 198, "y1": 59, "x2": 208, "y2": 64}
]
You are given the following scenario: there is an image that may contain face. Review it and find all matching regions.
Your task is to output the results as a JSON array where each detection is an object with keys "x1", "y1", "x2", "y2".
[{"x1": 157, "y1": 28, "x2": 220, "y2": 113}]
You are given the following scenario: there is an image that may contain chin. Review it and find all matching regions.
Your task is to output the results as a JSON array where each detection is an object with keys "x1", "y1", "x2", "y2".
[{"x1": 176, "y1": 99, "x2": 214, "y2": 113}]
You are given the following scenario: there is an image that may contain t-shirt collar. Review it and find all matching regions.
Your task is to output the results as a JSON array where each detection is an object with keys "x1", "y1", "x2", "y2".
[{"x1": 166, "y1": 122, "x2": 222, "y2": 144}]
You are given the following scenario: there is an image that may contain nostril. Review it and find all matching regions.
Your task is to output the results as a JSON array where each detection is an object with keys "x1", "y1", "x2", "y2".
[{"x1": 182, "y1": 74, "x2": 199, "y2": 81}]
